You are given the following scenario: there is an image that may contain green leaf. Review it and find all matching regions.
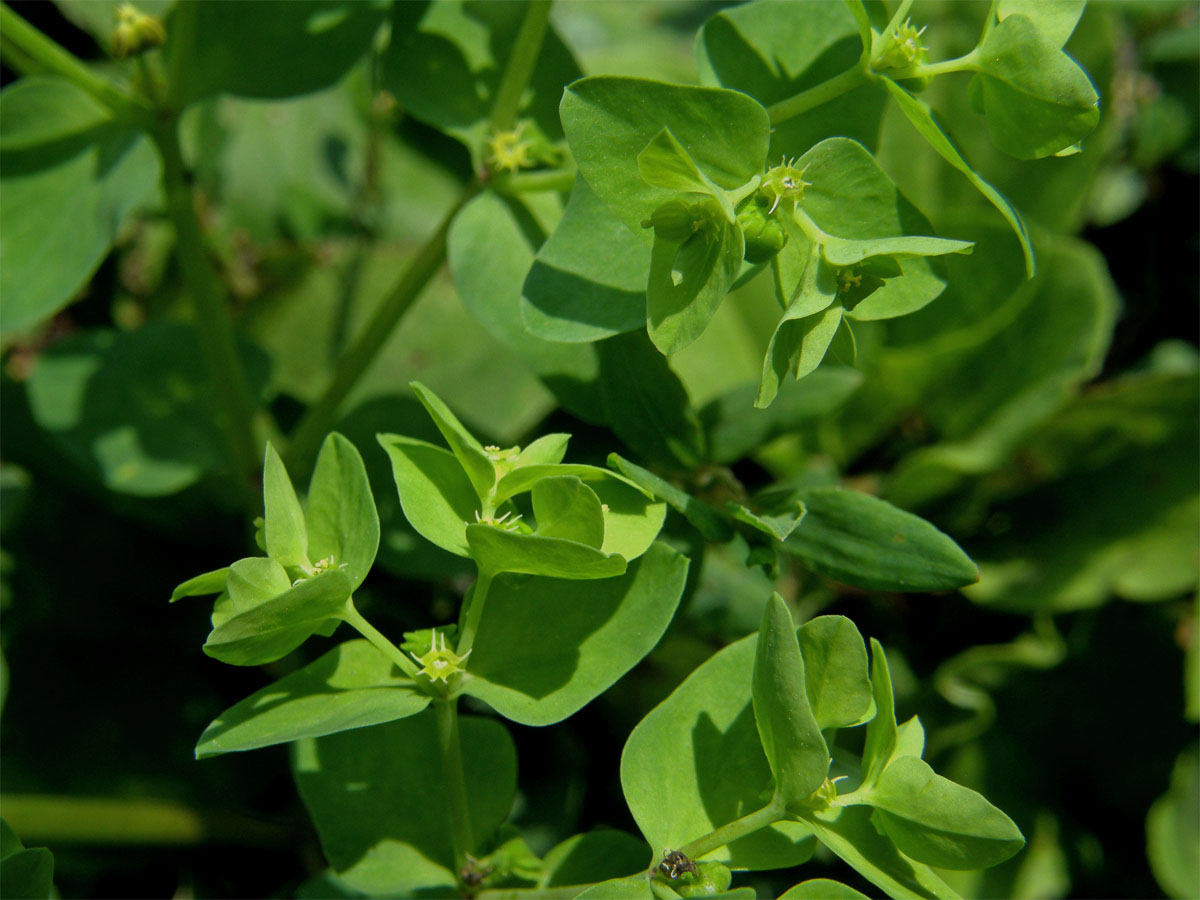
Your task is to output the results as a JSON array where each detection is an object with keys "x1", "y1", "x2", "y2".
[
  {"x1": 0, "y1": 77, "x2": 159, "y2": 337},
  {"x1": 522, "y1": 176, "x2": 651, "y2": 343},
  {"x1": 861, "y1": 639, "x2": 898, "y2": 788},
  {"x1": 696, "y1": 1, "x2": 886, "y2": 159},
  {"x1": 780, "y1": 879, "x2": 870, "y2": 900},
  {"x1": 608, "y1": 453, "x2": 734, "y2": 543},
  {"x1": 758, "y1": 300, "x2": 843, "y2": 409},
  {"x1": 203, "y1": 569, "x2": 352, "y2": 666},
  {"x1": 377, "y1": 435, "x2": 477, "y2": 557},
  {"x1": 621, "y1": 633, "x2": 816, "y2": 870},
  {"x1": 821, "y1": 236, "x2": 973, "y2": 267},
  {"x1": 381, "y1": 0, "x2": 580, "y2": 158},
  {"x1": 880, "y1": 79, "x2": 1035, "y2": 276},
  {"x1": 305, "y1": 433, "x2": 380, "y2": 591},
  {"x1": 886, "y1": 234, "x2": 1120, "y2": 512},
  {"x1": 195, "y1": 640, "x2": 428, "y2": 758},
  {"x1": 0, "y1": 819, "x2": 54, "y2": 900},
  {"x1": 802, "y1": 806, "x2": 959, "y2": 900},
  {"x1": 446, "y1": 191, "x2": 603, "y2": 421},
  {"x1": 560, "y1": 76, "x2": 770, "y2": 235},
  {"x1": 24, "y1": 323, "x2": 269, "y2": 495},
  {"x1": 170, "y1": 567, "x2": 229, "y2": 603},
  {"x1": 727, "y1": 503, "x2": 806, "y2": 542},
  {"x1": 700, "y1": 368, "x2": 862, "y2": 465},
  {"x1": 865, "y1": 756, "x2": 1025, "y2": 870},
  {"x1": 647, "y1": 216, "x2": 745, "y2": 355},
  {"x1": 409, "y1": 381, "x2": 496, "y2": 502},
  {"x1": 294, "y1": 711, "x2": 516, "y2": 896},
  {"x1": 599, "y1": 331, "x2": 707, "y2": 468},
  {"x1": 515, "y1": 433, "x2": 571, "y2": 469},
  {"x1": 463, "y1": 542, "x2": 688, "y2": 725},
  {"x1": 532, "y1": 476, "x2": 606, "y2": 548},
  {"x1": 226, "y1": 557, "x2": 292, "y2": 613},
  {"x1": 996, "y1": 0, "x2": 1085, "y2": 48},
  {"x1": 1147, "y1": 745, "x2": 1200, "y2": 900},
  {"x1": 578, "y1": 875, "x2": 655, "y2": 900},
  {"x1": 972, "y1": 14, "x2": 1100, "y2": 160},
  {"x1": 638, "y1": 128, "x2": 735, "y2": 220},
  {"x1": 539, "y1": 830, "x2": 652, "y2": 889},
  {"x1": 753, "y1": 594, "x2": 830, "y2": 806},
  {"x1": 798, "y1": 616, "x2": 873, "y2": 730},
  {"x1": 165, "y1": 1, "x2": 386, "y2": 106},
  {"x1": 264, "y1": 443, "x2": 309, "y2": 570},
  {"x1": 782, "y1": 487, "x2": 978, "y2": 592},
  {"x1": 570, "y1": 473, "x2": 669, "y2": 562},
  {"x1": 466, "y1": 525, "x2": 628, "y2": 580}
]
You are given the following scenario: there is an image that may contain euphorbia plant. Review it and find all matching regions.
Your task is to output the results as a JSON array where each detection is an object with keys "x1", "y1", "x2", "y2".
[{"x1": 172, "y1": 384, "x2": 1014, "y2": 898}]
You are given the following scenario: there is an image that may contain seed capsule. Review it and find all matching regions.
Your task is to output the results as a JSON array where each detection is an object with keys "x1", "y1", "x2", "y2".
[{"x1": 736, "y1": 195, "x2": 788, "y2": 263}]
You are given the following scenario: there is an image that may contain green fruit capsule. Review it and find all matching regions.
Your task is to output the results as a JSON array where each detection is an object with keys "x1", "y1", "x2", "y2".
[
  {"x1": 642, "y1": 199, "x2": 701, "y2": 243},
  {"x1": 736, "y1": 195, "x2": 788, "y2": 263}
]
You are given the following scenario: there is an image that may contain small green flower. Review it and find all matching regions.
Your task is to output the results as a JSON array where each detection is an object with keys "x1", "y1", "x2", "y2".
[
  {"x1": 111, "y1": 2, "x2": 166, "y2": 58},
  {"x1": 487, "y1": 126, "x2": 534, "y2": 173},
  {"x1": 876, "y1": 17, "x2": 929, "y2": 71},
  {"x1": 760, "y1": 156, "x2": 811, "y2": 215},
  {"x1": 410, "y1": 629, "x2": 471, "y2": 683}
]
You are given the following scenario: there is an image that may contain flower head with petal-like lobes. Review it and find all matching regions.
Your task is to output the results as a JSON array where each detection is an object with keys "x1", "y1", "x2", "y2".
[{"x1": 410, "y1": 629, "x2": 471, "y2": 683}]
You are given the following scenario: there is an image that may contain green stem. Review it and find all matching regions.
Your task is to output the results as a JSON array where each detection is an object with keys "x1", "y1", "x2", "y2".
[
  {"x1": 150, "y1": 116, "x2": 263, "y2": 511},
  {"x1": 0, "y1": 3, "x2": 148, "y2": 121},
  {"x1": 675, "y1": 795, "x2": 786, "y2": 863},
  {"x1": 767, "y1": 64, "x2": 870, "y2": 126},
  {"x1": 491, "y1": 165, "x2": 577, "y2": 196},
  {"x1": 343, "y1": 601, "x2": 419, "y2": 679},
  {"x1": 456, "y1": 572, "x2": 494, "y2": 657},
  {"x1": 489, "y1": 0, "x2": 553, "y2": 132},
  {"x1": 283, "y1": 187, "x2": 478, "y2": 473},
  {"x1": 434, "y1": 698, "x2": 475, "y2": 879}
]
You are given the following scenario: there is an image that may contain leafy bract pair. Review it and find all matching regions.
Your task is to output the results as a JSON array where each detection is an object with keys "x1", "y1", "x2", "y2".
[
  {"x1": 378, "y1": 381, "x2": 666, "y2": 580},
  {"x1": 171, "y1": 432, "x2": 378, "y2": 666},
  {"x1": 599, "y1": 596, "x2": 1023, "y2": 899},
  {"x1": 554, "y1": 78, "x2": 973, "y2": 408}
]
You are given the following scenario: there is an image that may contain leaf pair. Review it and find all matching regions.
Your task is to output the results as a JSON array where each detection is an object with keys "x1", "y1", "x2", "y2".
[
  {"x1": 620, "y1": 598, "x2": 1023, "y2": 897},
  {"x1": 379, "y1": 381, "x2": 665, "y2": 579},
  {"x1": 560, "y1": 76, "x2": 770, "y2": 356},
  {"x1": 170, "y1": 432, "x2": 380, "y2": 666},
  {"x1": 757, "y1": 138, "x2": 974, "y2": 407}
]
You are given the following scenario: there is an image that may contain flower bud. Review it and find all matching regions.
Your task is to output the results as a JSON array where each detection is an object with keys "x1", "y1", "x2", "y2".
[
  {"x1": 642, "y1": 198, "x2": 719, "y2": 244},
  {"x1": 110, "y1": 3, "x2": 166, "y2": 59}
]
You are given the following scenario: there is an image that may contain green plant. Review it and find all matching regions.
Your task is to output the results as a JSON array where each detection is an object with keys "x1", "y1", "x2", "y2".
[{"x1": 2, "y1": 1, "x2": 1196, "y2": 898}]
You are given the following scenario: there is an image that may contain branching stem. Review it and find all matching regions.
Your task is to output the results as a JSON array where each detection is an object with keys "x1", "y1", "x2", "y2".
[
  {"x1": 768, "y1": 64, "x2": 870, "y2": 126},
  {"x1": 151, "y1": 116, "x2": 264, "y2": 511},
  {"x1": 283, "y1": 187, "x2": 478, "y2": 473},
  {"x1": 489, "y1": 0, "x2": 553, "y2": 132},
  {"x1": 0, "y1": 3, "x2": 148, "y2": 121},
  {"x1": 675, "y1": 794, "x2": 787, "y2": 863},
  {"x1": 455, "y1": 572, "x2": 494, "y2": 658},
  {"x1": 434, "y1": 698, "x2": 475, "y2": 879},
  {"x1": 342, "y1": 601, "x2": 419, "y2": 679}
]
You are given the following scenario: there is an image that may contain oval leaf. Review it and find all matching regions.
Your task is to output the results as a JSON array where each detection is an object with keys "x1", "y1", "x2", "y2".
[
  {"x1": 305, "y1": 433, "x2": 380, "y2": 590},
  {"x1": 783, "y1": 487, "x2": 978, "y2": 592},
  {"x1": 621, "y1": 633, "x2": 816, "y2": 870},
  {"x1": 463, "y1": 542, "x2": 688, "y2": 725},
  {"x1": 466, "y1": 525, "x2": 627, "y2": 580},
  {"x1": 294, "y1": 711, "x2": 515, "y2": 896},
  {"x1": 377, "y1": 434, "x2": 477, "y2": 557},
  {"x1": 798, "y1": 616, "x2": 873, "y2": 730},
  {"x1": 754, "y1": 595, "x2": 830, "y2": 806},
  {"x1": 867, "y1": 756, "x2": 1025, "y2": 870},
  {"x1": 203, "y1": 568, "x2": 352, "y2": 666},
  {"x1": 196, "y1": 640, "x2": 428, "y2": 758}
]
